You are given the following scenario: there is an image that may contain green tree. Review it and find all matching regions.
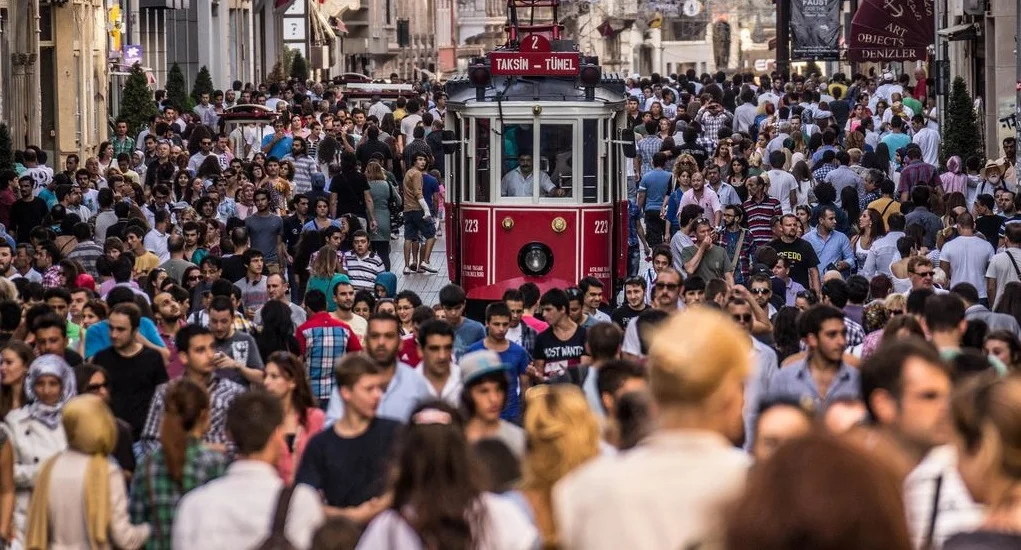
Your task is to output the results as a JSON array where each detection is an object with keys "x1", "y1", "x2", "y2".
[
  {"x1": 0, "y1": 123, "x2": 13, "y2": 172},
  {"x1": 119, "y1": 62, "x2": 159, "y2": 137},
  {"x1": 290, "y1": 52, "x2": 309, "y2": 83},
  {"x1": 191, "y1": 65, "x2": 215, "y2": 105},
  {"x1": 941, "y1": 76, "x2": 982, "y2": 164},
  {"x1": 165, "y1": 62, "x2": 193, "y2": 112}
]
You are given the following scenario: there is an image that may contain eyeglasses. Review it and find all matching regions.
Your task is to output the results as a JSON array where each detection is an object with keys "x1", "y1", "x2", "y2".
[
  {"x1": 731, "y1": 313, "x2": 753, "y2": 322},
  {"x1": 654, "y1": 282, "x2": 680, "y2": 291},
  {"x1": 750, "y1": 288, "x2": 770, "y2": 295},
  {"x1": 85, "y1": 381, "x2": 109, "y2": 393},
  {"x1": 911, "y1": 270, "x2": 934, "y2": 278},
  {"x1": 188, "y1": 275, "x2": 202, "y2": 281},
  {"x1": 889, "y1": 309, "x2": 904, "y2": 315}
]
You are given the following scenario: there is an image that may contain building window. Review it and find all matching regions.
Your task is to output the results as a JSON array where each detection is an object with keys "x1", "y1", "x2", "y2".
[
  {"x1": 39, "y1": 4, "x2": 53, "y2": 43},
  {"x1": 385, "y1": 0, "x2": 392, "y2": 25}
]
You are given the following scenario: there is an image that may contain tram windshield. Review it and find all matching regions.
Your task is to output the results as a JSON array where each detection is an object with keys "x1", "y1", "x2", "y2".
[{"x1": 499, "y1": 123, "x2": 574, "y2": 199}]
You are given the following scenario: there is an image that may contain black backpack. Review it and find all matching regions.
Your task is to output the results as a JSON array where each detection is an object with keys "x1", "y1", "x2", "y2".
[{"x1": 253, "y1": 486, "x2": 297, "y2": 550}]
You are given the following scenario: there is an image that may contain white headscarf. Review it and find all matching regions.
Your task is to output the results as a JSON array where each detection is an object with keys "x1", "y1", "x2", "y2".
[{"x1": 24, "y1": 354, "x2": 77, "y2": 429}]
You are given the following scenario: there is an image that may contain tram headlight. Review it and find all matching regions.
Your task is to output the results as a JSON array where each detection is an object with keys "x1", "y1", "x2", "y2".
[{"x1": 518, "y1": 243, "x2": 554, "y2": 277}]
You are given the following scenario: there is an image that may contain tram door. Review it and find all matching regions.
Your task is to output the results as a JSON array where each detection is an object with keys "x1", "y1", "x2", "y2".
[{"x1": 443, "y1": 113, "x2": 467, "y2": 284}]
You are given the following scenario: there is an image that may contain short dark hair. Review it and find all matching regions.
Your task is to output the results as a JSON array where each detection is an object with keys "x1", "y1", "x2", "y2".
[
  {"x1": 924, "y1": 294, "x2": 967, "y2": 333},
  {"x1": 821, "y1": 279, "x2": 849, "y2": 308},
  {"x1": 797, "y1": 304, "x2": 845, "y2": 338},
  {"x1": 32, "y1": 313, "x2": 67, "y2": 336},
  {"x1": 110, "y1": 302, "x2": 142, "y2": 330},
  {"x1": 485, "y1": 301, "x2": 512, "y2": 323},
  {"x1": 595, "y1": 359, "x2": 646, "y2": 413},
  {"x1": 587, "y1": 322, "x2": 623, "y2": 361},
  {"x1": 242, "y1": 248, "x2": 264, "y2": 266},
  {"x1": 539, "y1": 288, "x2": 569, "y2": 311},
  {"x1": 208, "y1": 295, "x2": 234, "y2": 314},
  {"x1": 859, "y1": 337, "x2": 949, "y2": 423},
  {"x1": 416, "y1": 319, "x2": 455, "y2": 348},
  {"x1": 175, "y1": 324, "x2": 213, "y2": 353},
  {"x1": 304, "y1": 289, "x2": 328, "y2": 313},
  {"x1": 578, "y1": 276, "x2": 603, "y2": 294},
  {"x1": 438, "y1": 284, "x2": 467, "y2": 308},
  {"x1": 395, "y1": 290, "x2": 422, "y2": 308},
  {"x1": 906, "y1": 288, "x2": 935, "y2": 316},
  {"x1": 227, "y1": 390, "x2": 284, "y2": 456},
  {"x1": 519, "y1": 282, "x2": 540, "y2": 309},
  {"x1": 43, "y1": 287, "x2": 71, "y2": 305},
  {"x1": 846, "y1": 275, "x2": 870, "y2": 304}
]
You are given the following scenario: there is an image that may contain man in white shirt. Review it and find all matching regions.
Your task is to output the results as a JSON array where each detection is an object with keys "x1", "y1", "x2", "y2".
[
  {"x1": 939, "y1": 213, "x2": 994, "y2": 302},
  {"x1": 986, "y1": 223, "x2": 1021, "y2": 307},
  {"x1": 501, "y1": 153, "x2": 557, "y2": 197},
  {"x1": 415, "y1": 320, "x2": 462, "y2": 406},
  {"x1": 733, "y1": 89, "x2": 759, "y2": 134},
  {"x1": 765, "y1": 150, "x2": 798, "y2": 214},
  {"x1": 173, "y1": 391, "x2": 325, "y2": 550},
  {"x1": 911, "y1": 114, "x2": 940, "y2": 167}
]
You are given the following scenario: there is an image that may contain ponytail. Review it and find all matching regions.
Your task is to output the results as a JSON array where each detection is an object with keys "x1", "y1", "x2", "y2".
[{"x1": 159, "y1": 379, "x2": 210, "y2": 484}]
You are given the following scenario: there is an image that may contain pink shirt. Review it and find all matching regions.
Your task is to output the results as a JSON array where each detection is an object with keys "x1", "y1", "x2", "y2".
[
  {"x1": 522, "y1": 314, "x2": 549, "y2": 333},
  {"x1": 275, "y1": 407, "x2": 326, "y2": 484},
  {"x1": 679, "y1": 187, "x2": 722, "y2": 220}
]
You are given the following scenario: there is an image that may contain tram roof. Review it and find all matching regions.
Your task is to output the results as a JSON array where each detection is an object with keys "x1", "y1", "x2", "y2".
[{"x1": 444, "y1": 72, "x2": 628, "y2": 107}]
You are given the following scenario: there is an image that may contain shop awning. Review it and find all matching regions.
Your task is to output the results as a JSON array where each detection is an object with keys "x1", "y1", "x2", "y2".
[
  {"x1": 309, "y1": 0, "x2": 337, "y2": 43},
  {"x1": 938, "y1": 22, "x2": 980, "y2": 41},
  {"x1": 846, "y1": 0, "x2": 934, "y2": 62}
]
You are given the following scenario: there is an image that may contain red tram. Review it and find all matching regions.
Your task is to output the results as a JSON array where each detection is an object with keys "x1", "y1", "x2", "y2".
[{"x1": 441, "y1": 0, "x2": 633, "y2": 310}]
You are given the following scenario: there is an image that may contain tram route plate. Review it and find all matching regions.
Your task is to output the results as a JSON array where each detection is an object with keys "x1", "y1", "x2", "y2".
[{"x1": 489, "y1": 52, "x2": 581, "y2": 77}]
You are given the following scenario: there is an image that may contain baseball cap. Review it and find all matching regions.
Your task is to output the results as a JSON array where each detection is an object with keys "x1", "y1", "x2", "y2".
[{"x1": 460, "y1": 349, "x2": 509, "y2": 386}]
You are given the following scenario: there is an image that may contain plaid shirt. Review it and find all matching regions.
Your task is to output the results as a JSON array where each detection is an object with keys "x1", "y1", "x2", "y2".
[
  {"x1": 296, "y1": 312, "x2": 363, "y2": 406},
  {"x1": 636, "y1": 135, "x2": 663, "y2": 177},
  {"x1": 897, "y1": 160, "x2": 939, "y2": 198},
  {"x1": 140, "y1": 377, "x2": 246, "y2": 455},
  {"x1": 694, "y1": 110, "x2": 732, "y2": 149},
  {"x1": 845, "y1": 317, "x2": 866, "y2": 349},
  {"x1": 41, "y1": 265, "x2": 62, "y2": 288},
  {"x1": 717, "y1": 228, "x2": 758, "y2": 285},
  {"x1": 812, "y1": 163, "x2": 837, "y2": 182},
  {"x1": 112, "y1": 136, "x2": 136, "y2": 157},
  {"x1": 130, "y1": 439, "x2": 226, "y2": 549},
  {"x1": 187, "y1": 310, "x2": 255, "y2": 335}
]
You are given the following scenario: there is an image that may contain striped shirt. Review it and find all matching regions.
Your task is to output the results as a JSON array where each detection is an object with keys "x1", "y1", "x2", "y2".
[
  {"x1": 285, "y1": 153, "x2": 318, "y2": 196},
  {"x1": 343, "y1": 250, "x2": 385, "y2": 291},
  {"x1": 743, "y1": 195, "x2": 782, "y2": 248}
]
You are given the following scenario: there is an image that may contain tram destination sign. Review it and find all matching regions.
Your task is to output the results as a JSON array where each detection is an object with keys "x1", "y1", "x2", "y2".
[{"x1": 489, "y1": 51, "x2": 581, "y2": 76}]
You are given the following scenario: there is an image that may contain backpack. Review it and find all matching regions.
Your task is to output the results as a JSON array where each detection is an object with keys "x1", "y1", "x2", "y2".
[{"x1": 252, "y1": 486, "x2": 297, "y2": 550}]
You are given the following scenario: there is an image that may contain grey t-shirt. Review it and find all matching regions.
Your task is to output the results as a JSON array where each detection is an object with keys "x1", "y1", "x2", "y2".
[
  {"x1": 215, "y1": 330, "x2": 264, "y2": 387},
  {"x1": 244, "y1": 213, "x2": 283, "y2": 262},
  {"x1": 680, "y1": 244, "x2": 733, "y2": 282}
]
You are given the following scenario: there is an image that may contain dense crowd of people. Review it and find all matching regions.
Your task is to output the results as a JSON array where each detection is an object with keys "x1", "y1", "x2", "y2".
[{"x1": 0, "y1": 65, "x2": 1015, "y2": 549}]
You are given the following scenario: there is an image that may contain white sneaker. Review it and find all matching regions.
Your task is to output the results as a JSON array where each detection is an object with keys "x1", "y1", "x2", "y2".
[{"x1": 419, "y1": 262, "x2": 438, "y2": 273}]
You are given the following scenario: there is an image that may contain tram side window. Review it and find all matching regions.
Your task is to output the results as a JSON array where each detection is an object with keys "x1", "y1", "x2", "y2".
[
  {"x1": 538, "y1": 124, "x2": 573, "y2": 199},
  {"x1": 475, "y1": 119, "x2": 491, "y2": 202},
  {"x1": 582, "y1": 120, "x2": 598, "y2": 203}
]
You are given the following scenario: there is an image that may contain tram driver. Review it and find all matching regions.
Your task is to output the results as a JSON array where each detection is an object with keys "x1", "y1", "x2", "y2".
[{"x1": 501, "y1": 152, "x2": 564, "y2": 197}]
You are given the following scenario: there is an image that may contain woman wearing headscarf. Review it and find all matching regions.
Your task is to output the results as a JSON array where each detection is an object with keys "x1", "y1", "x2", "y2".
[
  {"x1": 3, "y1": 354, "x2": 76, "y2": 548},
  {"x1": 25, "y1": 394, "x2": 150, "y2": 550},
  {"x1": 939, "y1": 156, "x2": 969, "y2": 196}
]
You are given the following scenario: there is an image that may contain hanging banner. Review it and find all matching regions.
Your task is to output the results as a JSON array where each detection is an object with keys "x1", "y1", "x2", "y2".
[
  {"x1": 846, "y1": 0, "x2": 934, "y2": 61},
  {"x1": 790, "y1": 0, "x2": 842, "y2": 60}
]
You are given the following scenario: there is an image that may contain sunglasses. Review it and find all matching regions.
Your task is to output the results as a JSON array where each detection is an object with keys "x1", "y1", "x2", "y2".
[
  {"x1": 188, "y1": 275, "x2": 202, "y2": 281},
  {"x1": 654, "y1": 282, "x2": 680, "y2": 291},
  {"x1": 731, "y1": 313, "x2": 753, "y2": 323},
  {"x1": 750, "y1": 288, "x2": 770, "y2": 295},
  {"x1": 911, "y1": 270, "x2": 934, "y2": 278}
]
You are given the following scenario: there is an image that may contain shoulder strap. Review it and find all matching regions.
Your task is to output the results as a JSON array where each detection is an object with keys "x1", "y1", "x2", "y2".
[
  {"x1": 730, "y1": 229, "x2": 746, "y2": 271},
  {"x1": 270, "y1": 485, "x2": 296, "y2": 536},
  {"x1": 923, "y1": 474, "x2": 944, "y2": 550},
  {"x1": 879, "y1": 198, "x2": 894, "y2": 217},
  {"x1": 1006, "y1": 248, "x2": 1021, "y2": 279}
]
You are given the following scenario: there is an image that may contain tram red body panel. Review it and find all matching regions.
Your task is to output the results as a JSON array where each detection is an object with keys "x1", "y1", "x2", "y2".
[{"x1": 452, "y1": 205, "x2": 613, "y2": 301}]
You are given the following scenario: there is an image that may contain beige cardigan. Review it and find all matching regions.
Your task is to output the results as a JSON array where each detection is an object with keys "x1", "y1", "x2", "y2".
[{"x1": 42, "y1": 450, "x2": 150, "y2": 550}]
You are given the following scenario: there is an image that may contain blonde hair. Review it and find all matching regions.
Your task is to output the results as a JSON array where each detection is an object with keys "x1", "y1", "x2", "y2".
[
  {"x1": 521, "y1": 384, "x2": 600, "y2": 545},
  {"x1": 27, "y1": 394, "x2": 117, "y2": 550},
  {"x1": 647, "y1": 308, "x2": 751, "y2": 406},
  {"x1": 884, "y1": 293, "x2": 907, "y2": 313},
  {"x1": 365, "y1": 161, "x2": 386, "y2": 181},
  {"x1": 310, "y1": 245, "x2": 340, "y2": 278}
]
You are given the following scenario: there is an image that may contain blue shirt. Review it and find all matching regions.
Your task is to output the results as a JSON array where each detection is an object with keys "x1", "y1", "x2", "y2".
[
  {"x1": 324, "y1": 362, "x2": 432, "y2": 425},
  {"x1": 803, "y1": 228, "x2": 855, "y2": 274},
  {"x1": 84, "y1": 318, "x2": 166, "y2": 359},
  {"x1": 466, "y1": 340, "x2": 530, "y2": 422},
  {"x1": 423, "y1": 173, "x2": 440, "y2": 209},
  {"x1": 638, "y1": 168, "x2": 672, "y2": 211},
  {"x1": 453, "y1": 318, "x2": 486, "y2": 360},
  {"x1": 261, "y1": 134, "x2": 293, "y2": 160},
  {"x1": 881, "y1": 133, "x2": 911, "y2": 161},
  {"x1": 766, "y1": 359, "x2": 861, "y2": 408}
]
